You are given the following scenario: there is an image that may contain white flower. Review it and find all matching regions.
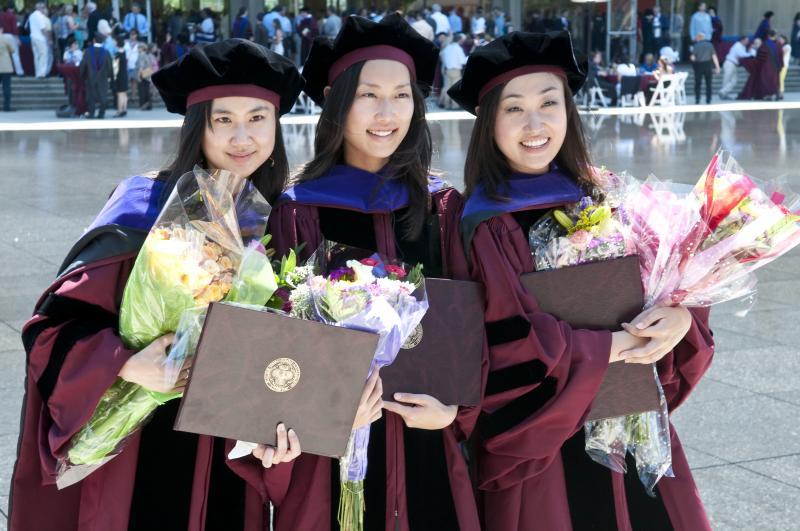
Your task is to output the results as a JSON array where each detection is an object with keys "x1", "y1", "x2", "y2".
[
  {"x1": 289, "y1": 284, "x2": 313, "y2": 319},
  {"x1": 346, "y1": 260, "x2": 376, "y2": 284},
  {"x1": 286, "y1": 264, "x2": 315, "y2": 287}
]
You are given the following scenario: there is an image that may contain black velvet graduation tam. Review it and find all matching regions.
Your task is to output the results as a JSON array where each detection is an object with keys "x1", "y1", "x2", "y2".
[
  {"x1": 448, "y1": 30, "x2": 587, "y2": 114},
  {"x1": 301, "y1": 12, "x2": 439, "y2": 106},
  {"x1": 152, "y1": 38, "x2": 304, "y2": 115}
]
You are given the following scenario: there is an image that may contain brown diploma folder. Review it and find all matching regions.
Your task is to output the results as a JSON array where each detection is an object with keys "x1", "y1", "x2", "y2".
[
  {"x1": 519, "y1": 255, "x2": 661, "y2": 421},
  {"x1": 174, "y1": 302, "x2": 379, "y2": 458},
  {"x1": 381, "y1": 278, "x2": 484, "y2": 406}
]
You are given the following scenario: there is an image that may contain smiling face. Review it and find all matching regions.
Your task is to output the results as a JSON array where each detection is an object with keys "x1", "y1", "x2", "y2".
[
  {"x1": 341, "y1": 59, "x2": 414, "y2": 173},
  {"x1": 201, "y1": 96, "x2": 276, "y2": 178},
  {"x1": 492, "y1": 72, "x2": 568, "y2": 175}
]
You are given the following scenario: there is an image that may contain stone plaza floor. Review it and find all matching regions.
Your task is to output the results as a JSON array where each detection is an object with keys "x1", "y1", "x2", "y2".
[{"x1": 0, "y1": 105, "x2": 799, "y2": 529}]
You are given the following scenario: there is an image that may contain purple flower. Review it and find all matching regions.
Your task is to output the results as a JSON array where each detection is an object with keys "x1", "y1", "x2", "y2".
[
  {"x1": 274, "y1": 286, "x2": 291, "y2": 301},
  {"x1": 579, "y1": 196, "x2": 593, "y2": 211},
  {"x1": 329, "y1": 267, "x2": 354, "y2": 282},
  {"x1": 247, "y1": 239, "x2": 267, "y2": 255}
]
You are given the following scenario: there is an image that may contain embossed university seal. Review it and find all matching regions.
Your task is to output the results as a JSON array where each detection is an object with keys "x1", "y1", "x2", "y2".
[
  {"x1": 401, "y1": 324, "x2": 424, "y2": 350},
  {"x1": 264, "y1": 357, "x2": 301, "y2": 392}
]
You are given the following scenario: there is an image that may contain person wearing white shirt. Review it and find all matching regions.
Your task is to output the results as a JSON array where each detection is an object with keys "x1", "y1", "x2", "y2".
[
  {"x1": 62, "y1": 39, "x2": 83, "y2": 66},
  {"x1": 719, "y1": 35, "x2": 756, "y2": 99},
  {"x1": 124, "y1": 30, "x2": 140, "y2": 73},
  {"x1": 27, "y1": 2, "x2": 51, "y2": 77},
  {"x1": 430, "y1": 4, "x2": 450, "y2": 36},
  {"x1": 438, "y1": 33, "x2": 467, "y2": 109},
  {"x1": 411, "y1": 11, "x2": 434, "y2": 41},
  {"x1": 123, "y1": 29, "x2": 140, "y2": 99},
  {"x1": 778, "y1": 34, "x2": 791, "y2": 100},
  {"x1": 471, "y1": 8, "x2": 486, "y2": 37},
  {"x1": 616, "y1": 61, "x2": 637, "y2": 77}
]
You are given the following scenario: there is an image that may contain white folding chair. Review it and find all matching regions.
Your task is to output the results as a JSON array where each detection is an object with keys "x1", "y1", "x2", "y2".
[
  {"x1": 589, "y1": 85, "x2": 609, "y2": 107},
  {"x1": 673, "y1": 72, "x2": 688, "y2": 105},
  {"x1": 648, "y1": 73, "x2": 677, "y2": 107},
  {"x1": 618, "y1": 76, "x2": 646, "y2": 107}
]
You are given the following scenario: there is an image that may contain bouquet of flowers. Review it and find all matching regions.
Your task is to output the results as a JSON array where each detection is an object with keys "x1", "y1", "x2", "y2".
[
  {"x1": 529, "y1": 154, "x2": 800, "y2": 494},
  {"x1": 526, "y1": 176, "x2": 675, "y2": 493},
  {"x1": 633, "y1": 151, "x2": 800, "y2": 310},
  {"x1": 289, "y1": 242, "x2": 427, "y2": 531},
  {"x1": 223, "y1": 241, "x2": 428, "y2": 531},
  {"x1": 56, "y1": 167, "x2": 278, "y2": 488}
]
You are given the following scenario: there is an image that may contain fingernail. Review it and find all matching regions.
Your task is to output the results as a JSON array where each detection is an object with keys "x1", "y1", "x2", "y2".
[{"x1": 394, "y1": 393, "x2": 403, "y2": 400}]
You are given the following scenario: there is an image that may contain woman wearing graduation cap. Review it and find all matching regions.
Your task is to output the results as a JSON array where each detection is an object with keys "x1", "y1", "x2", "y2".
[
  {"x1": 10, "y1": 39, "x2": 304, "y2": 531},
  {"x1": 254, "y1": 13, "x2": 480, "y2": 531},
  {"x1": 448, "y1": 32, "x2": 715, "y2": 531}
]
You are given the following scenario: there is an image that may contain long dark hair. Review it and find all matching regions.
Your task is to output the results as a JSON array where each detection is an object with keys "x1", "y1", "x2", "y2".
[
  {"x1": 158, "y1": 101, "x2": 289, "y2": 206},
  {"x1": 463, "y1": 78, "x2": 596, "y2": 200},
  {"x1": 296, "y1": 62, "x2": 432, "y2": 240}
]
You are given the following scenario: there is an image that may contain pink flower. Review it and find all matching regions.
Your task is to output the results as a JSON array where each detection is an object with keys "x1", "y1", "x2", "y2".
[
  {"x1": 385, "y1": 265, "x2": 407, "y2": 279},
  {"x1": 360, "y1": 258, "x2": 380, "y2": 267},
  {"x1": 569, "y1": 230, "x2": 593, "y2": 250}
]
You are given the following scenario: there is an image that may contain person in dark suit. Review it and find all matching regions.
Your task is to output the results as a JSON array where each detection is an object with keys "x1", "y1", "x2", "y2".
[{"x1": 80, "y1": 33, "x2": 112, "y2": 118}]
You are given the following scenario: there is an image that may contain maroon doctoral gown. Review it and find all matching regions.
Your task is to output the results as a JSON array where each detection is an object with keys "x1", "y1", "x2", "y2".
[
  {"x1": 226, "y1": 165, "x2": 481, "y2": 531},
  {"x1": 464, "y1": 171, "x2": 716, "y2": 531},
  {"x1": 739, "y1": 40, "x2": 783, "y2": 100},
  {"x1": 10, "y1": 176, "x2": 267, "y2": 531}
]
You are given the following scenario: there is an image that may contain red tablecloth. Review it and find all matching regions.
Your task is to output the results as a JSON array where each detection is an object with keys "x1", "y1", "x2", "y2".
[{"x1": 600, "y1": 73, "x2": 657, "y2": 92}]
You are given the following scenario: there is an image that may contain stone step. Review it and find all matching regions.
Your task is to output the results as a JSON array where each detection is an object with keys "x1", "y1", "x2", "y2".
[{"x1": 8, "y1": 76, "x2": 165, "y2": 111}]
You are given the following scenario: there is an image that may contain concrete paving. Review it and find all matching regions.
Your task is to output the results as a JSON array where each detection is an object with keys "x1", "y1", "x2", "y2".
[{"x1": 0, "y1": 108, "x2": 799, "y2": 529}]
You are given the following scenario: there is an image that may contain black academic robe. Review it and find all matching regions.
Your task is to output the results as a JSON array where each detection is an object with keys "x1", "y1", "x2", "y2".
[{"x1": 79, "y1": 45, "x2": 112, "y2": 115}]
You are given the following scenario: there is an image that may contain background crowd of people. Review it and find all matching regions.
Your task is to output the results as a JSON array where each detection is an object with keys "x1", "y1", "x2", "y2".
[
  {"x1": 583, "y1": 3, "x2": 799, "y2": 107},
  {"x1": 0, "y1": 1, "x2": 799, "y2": 114}
]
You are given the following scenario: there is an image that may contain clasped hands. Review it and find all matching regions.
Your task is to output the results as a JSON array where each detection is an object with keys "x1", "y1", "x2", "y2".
[{"x1": 611, "y1": 305, "x2": 693, "y2": 365}]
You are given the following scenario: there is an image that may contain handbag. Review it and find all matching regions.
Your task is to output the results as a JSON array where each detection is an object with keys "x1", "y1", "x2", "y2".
[{"x1": 139, "y1": 65, "x2": 153, "y2": 80}]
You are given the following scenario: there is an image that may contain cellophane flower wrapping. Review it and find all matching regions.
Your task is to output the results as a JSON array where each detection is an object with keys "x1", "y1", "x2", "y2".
[
  {"x1": 526, "y1": 170, "x2": 674, "y2": 493},
  {"x1": 605, "y1": 152, "x2": 800, "y2": 492},
  {"x1": 287, "y1": 241, "x2": 428, "y2": 531},
  {"x1": 56, "y1": 167, "x2": 276, "y2": 489},
  {"x1": 546, "y1": 154, "x2": 800, "y2": 495}
]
